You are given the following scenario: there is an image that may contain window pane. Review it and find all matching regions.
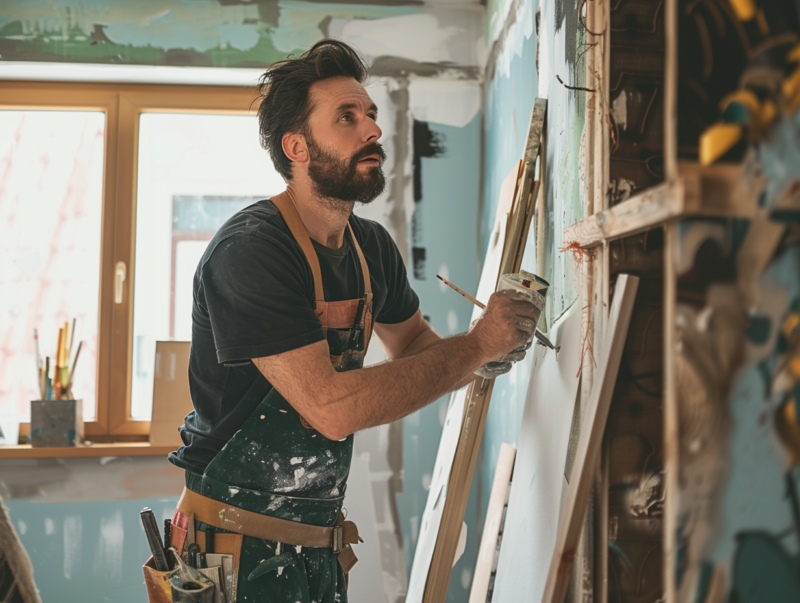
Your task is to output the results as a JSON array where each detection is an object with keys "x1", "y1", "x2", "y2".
[
  {"x1": 132, "y1": 113, "x2": 284, "y2": 420},
  {"x1": 0, "y1": 110, "x2": 104, "y2": 423}
]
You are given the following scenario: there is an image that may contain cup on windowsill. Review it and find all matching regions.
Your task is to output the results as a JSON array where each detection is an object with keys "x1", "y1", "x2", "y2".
[{"x1": 29, "y1": 399, "x2": 84, "y2": 447}]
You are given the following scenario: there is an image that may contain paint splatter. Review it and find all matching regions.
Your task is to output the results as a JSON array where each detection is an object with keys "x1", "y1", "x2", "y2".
[{"x1": 560, "y1": 240, "x2": 587, "y2": 266}]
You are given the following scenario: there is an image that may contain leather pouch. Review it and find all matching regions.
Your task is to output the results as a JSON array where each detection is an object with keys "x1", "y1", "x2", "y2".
[{"x1": 143, "y1": 549, "x2": 180, "y2": 603}]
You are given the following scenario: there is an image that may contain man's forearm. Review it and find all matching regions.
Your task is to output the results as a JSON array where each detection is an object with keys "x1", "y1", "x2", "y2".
[{"x1": 319, "y1": 332, "x2": 484, "y2": 438}]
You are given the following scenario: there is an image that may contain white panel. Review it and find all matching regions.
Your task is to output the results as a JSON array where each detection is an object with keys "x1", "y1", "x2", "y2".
[{"x1": 491, "y1": 302, "x2": 583, "y2": 603}]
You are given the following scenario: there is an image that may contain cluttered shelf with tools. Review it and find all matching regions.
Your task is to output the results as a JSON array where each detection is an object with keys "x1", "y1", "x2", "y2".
[{"x1": 0, "y1": 441, "x2": 175, "y2": 459}]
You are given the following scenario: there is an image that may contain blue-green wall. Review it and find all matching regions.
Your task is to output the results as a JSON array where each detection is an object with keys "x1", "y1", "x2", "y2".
[
  {"x1": 399, "y1": 115, "x2": 483, "y2": 602},
  {"x1": 6, "y1": 496, "x2": 178, "y2": 602}
]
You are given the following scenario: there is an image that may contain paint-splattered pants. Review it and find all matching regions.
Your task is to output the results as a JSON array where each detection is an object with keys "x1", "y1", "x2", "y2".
[{"x1": 230, "y1": 532, "x2": 347, "y2": 603}]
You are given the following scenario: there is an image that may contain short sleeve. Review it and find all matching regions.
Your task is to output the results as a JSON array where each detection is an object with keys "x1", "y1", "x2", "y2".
[
  {"x1": 200, "y1": 232, "x2": 325, "y2": 362},
  {"x1": 375, "y1": 228, "x2": 420, "y2": 324}
]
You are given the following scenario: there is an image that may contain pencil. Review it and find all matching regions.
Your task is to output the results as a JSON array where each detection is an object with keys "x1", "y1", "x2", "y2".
[
  {"x1": 45, "y1": 356, "x2": 52, "y2": 400},
  {"x1": 62, "y1": 321, "x2": 69, "y2": 367},
  {"x1": 436, "y1": 274, "x2": 556, "y2": 350},
  {"x1": 65, "y1": 341, "x2": 82, "y2": 397},
  {"x1": 34, "y1": 328, "x2": 41, "y2": 369},
  {"x1": 68, "y1": 318, "x2": 76, "y2": 356},
  {"x1": 54, "y1": 329, "x2": 64, "y2": 398}
]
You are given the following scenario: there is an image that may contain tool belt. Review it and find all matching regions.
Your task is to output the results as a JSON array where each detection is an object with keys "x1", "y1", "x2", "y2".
[{"x1": 177, "y1": 487, "x2": 362, "y2": 572}]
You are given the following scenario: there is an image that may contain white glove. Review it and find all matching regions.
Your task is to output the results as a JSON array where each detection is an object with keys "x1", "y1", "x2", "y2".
[{"x1": 474, "y1": 340, "x2": 532, "y2": 379}]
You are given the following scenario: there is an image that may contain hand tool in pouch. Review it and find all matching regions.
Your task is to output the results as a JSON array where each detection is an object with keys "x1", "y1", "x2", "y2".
[
  {"x1": 164, "y1": 519, "x2": 172, "y2": 551},
  {"x1": 184, "y1": 512, "x2": 201, "y2": 569},
  {"x1": 169, "y1": 549, "x2": 215, "y2": 603},
  {"x1": 141, "y1": 507, "x2": 169, "y2": 571}
]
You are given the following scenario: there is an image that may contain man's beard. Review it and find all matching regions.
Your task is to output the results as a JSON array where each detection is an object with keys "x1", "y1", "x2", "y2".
[{"x1": 306, "y1": 134, "x2": 386, "y2": 206}]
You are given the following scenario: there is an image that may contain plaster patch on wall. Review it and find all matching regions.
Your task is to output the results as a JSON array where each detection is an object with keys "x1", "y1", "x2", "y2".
[
  {"x1": 487, "y1": 0, "x2": 519, "y2": 46},
  {"x1": 330, "y1": 14, "x2": 458, "y2": 65},
  {"x1": 329, "y1": 6, "x2": 484, "y2": 69},
  {"x1": 275, "y1": 1, "x2": 420, "y2": 55},
  {"x1": 408, "y1": 77, "x2": 481, "y2": 128},
  {"x1": 489, "y1": 0, "x2": 535, "y2": 82}
]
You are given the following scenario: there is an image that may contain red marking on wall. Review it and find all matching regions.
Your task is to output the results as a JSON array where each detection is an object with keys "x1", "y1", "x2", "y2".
[{"x1": 560, "y1": 240, "x2": 587, "y2": 266}]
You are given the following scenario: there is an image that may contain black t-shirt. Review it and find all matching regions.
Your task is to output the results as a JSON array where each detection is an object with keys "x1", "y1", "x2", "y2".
[{"x1": 168, "y1": 199, "x2": 419, "y2": 475}]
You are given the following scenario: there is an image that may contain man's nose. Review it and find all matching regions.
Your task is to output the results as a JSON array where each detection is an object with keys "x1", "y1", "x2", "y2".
[{"x1": 364, "y1": 119, "x2": 382, "y2": 143}]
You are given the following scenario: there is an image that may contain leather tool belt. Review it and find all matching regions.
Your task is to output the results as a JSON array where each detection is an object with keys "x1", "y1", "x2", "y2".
[{"x1": 177, "y1": 487, "x2": 362, "y2": 572}]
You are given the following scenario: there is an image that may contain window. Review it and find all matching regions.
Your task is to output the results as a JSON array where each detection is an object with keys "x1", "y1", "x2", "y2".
[
  {"x1": 0, "y1": 82, "x2": 273, "y2": 441},
  {"x1": 0, "y1": 110, "x2": 104, "y2": 422},
  {"x1": 131, "y1": 112, "x2": 283, "y2": 420}
]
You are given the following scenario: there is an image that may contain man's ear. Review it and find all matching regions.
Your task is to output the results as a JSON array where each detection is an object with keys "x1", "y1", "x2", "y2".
[{"x1": 282, "y1": 132, "x2": 308, "y2": 165}]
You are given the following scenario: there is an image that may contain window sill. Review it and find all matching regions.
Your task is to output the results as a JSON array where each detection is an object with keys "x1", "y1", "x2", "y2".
[{"x1": 0, "y1": 442, "x2": 175, "y2": 459}]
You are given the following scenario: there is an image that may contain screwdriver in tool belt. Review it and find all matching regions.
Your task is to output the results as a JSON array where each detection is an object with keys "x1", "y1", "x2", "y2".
[{"x1": 141, "y1": 508, "x2": 169, "y2": 571}]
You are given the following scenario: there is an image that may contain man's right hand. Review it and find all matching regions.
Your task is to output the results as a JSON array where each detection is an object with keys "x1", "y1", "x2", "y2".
[
  {"x1": 252, "y1": 290, "x2": 542, "y2": 440},
  {"x1": 467, "y1": 289, "x2": 540, "y2": 364}
]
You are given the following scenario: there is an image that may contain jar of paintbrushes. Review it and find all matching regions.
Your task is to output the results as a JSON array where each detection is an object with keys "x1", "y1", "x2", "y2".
[{"x1": 30, "y1": 320, "x2": 84, "y2": 447}]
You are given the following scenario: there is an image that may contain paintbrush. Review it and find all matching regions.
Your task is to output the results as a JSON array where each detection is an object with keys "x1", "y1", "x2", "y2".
[
  {"x1": 65, "y1": 341, "x2": 82, "y2": 398},
  {"x1": 436, "y1": 275, "x2": 555, "y2": 350}
]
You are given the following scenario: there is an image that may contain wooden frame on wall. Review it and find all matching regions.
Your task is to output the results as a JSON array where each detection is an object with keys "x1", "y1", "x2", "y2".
[{"x1": 0, "y1": 81, "x2": 261, "y2": 444}]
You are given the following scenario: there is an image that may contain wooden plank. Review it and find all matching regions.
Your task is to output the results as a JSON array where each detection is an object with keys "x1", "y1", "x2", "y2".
[
  {"x1": 565, "y1": 161, "x2": 760, "y2": 249},
  {"x1": 664, "y1": 0, "x2": 678, "y2": 183},
  {"x1": 564, "y1": 182, "x2": 682, "y2": 248},
  {"x1": 0, "y1": 442, "x2": 175, "y2": 459},
  {"x1": 663, "y1": 224, "x2": 678, "y2": 603},
  {"x1": 0, "y1": 500, "x2": 40, "y2": 602},
  {"x1": 468, "y1": 443, "x2": 516, "y2": 603},
  {"x1": 417, "y1": 99, "x2": 547, "y2": 603},
  {"x1": 541, "y1": 274, "x2": 640, "y2": 603}
]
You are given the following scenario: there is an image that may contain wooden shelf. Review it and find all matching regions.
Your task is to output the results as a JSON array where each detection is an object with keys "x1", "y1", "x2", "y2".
[
  {"x1": 0, "y1": 442, "x2": 175, "y2": 459},
  {"x1": 564, "y1": 162, "x2": 758, "y2": 248}
]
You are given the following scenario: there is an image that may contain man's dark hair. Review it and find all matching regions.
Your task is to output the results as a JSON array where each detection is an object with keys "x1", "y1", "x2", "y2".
[{"x1": 256, "y1": 39, "x2": 369, "y2": 180}]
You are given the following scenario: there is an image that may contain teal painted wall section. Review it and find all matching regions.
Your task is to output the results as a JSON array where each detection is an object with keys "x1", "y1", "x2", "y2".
[
  {"x1": 479, "y1": 0, "x2": 585, "y2": 527},
  {"x1": 398, "y1": 115, "x2": 482, "y2": 600},
  {"x1": 6, "y1": 496, "x2": 179, "y2": 603},
  {"x1": 481, "y1": 20, "x2": 538, "y2": 254}
]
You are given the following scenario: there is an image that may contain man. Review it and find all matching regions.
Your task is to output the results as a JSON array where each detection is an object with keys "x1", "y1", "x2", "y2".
[{"x1": 166, "y1": 40, "x2": 539, "y2": 603}]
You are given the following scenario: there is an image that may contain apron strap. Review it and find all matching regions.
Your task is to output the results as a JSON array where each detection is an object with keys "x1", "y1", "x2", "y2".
[
  {"x1": 271, "y1": 194, "x2": 325, "y2": 304},
  {"x1": 271, "y1": 194, "x2": 372, "y2": 302},
  {"x1": 346, "y1": 222, "x2": 372, "y2": 297}
]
